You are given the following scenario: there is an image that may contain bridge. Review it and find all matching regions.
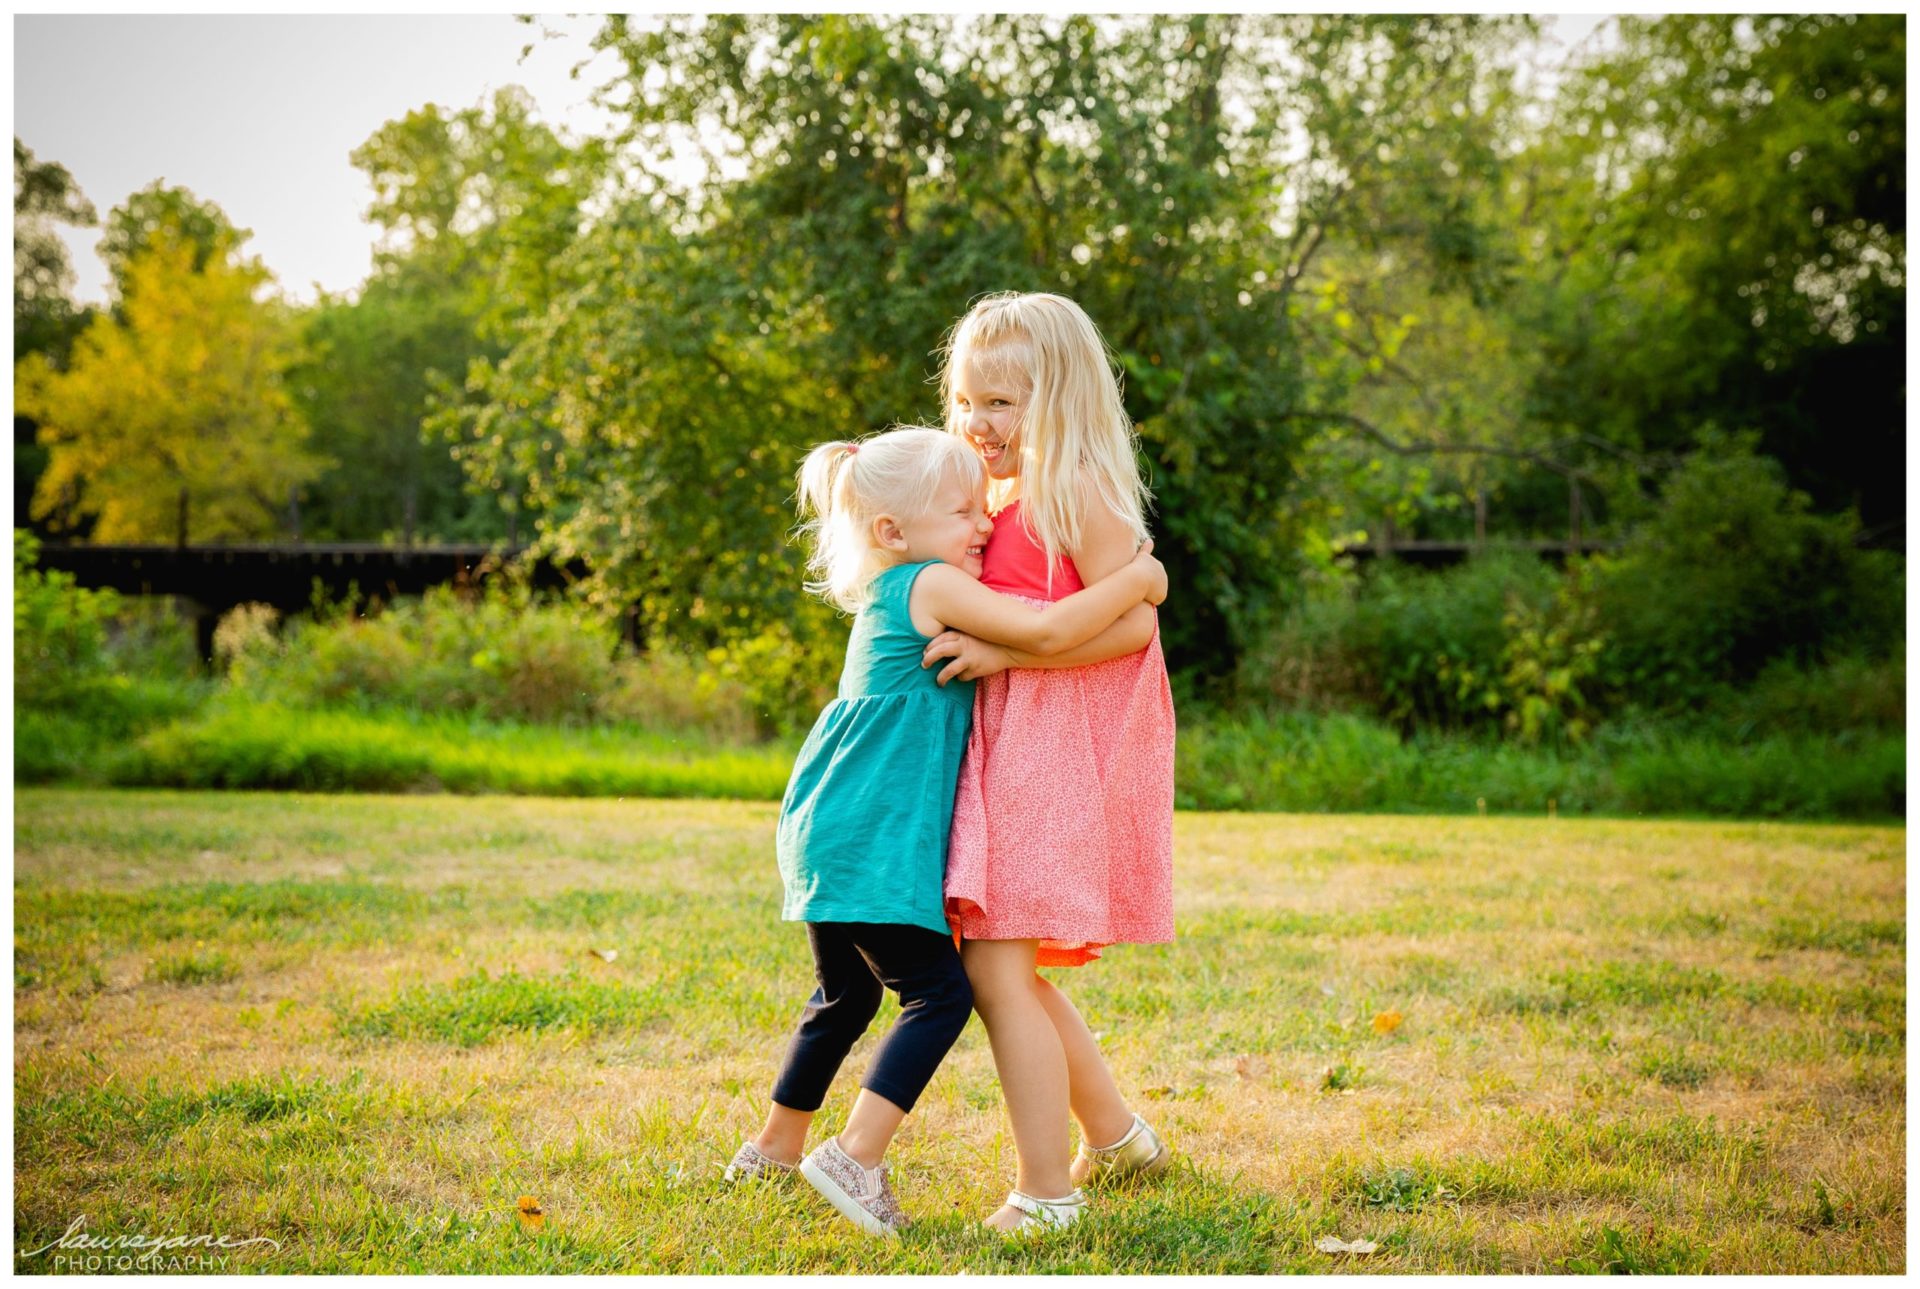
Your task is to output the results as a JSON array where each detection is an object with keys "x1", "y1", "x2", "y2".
[
  {"x1": 33, "y1": 542, "x2": 585, "y2": 661},
  {"x1": 35, "y1": 538, "x2": 1609, "y2": 661}
]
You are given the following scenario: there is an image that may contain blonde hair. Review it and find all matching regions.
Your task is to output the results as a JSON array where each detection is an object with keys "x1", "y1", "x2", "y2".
[
  {"x1": 939, "y1": 292, "x2": 1150, "y2": 574},
  {"x1": 794, "y1": 426, "x2": 985, "y2": 613}
]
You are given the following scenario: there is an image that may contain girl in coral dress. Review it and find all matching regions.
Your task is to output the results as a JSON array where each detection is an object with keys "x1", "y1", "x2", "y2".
[{"x1": 923, "y1": 292, "x2": 1177, "y2": 1234}]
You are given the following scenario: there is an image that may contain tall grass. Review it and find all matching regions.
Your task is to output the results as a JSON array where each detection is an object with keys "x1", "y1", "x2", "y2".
[
  {"x1": 1175, "y1": 707, "x2": 1903, "y2": 821},
  {"x1": 111, "y1": 702, "x2": 795, "y2": 800},
  {"x1": 80, "y1": 696, "x2": 1904, "y2": 821}
]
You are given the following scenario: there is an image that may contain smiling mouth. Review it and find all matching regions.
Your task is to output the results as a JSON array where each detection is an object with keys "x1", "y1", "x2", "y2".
[{"x1": 965, "y1": 545, "x2": 985, "y2": 559}]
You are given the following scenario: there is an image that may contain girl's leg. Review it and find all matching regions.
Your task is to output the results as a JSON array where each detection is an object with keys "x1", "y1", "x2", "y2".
[
  {"x1": 1031, "y1": 973, "x2": 1137, "y2": 1152},
  {"x1": 750, "y1": 1103, "x2": 814, "y2": 1167},
  {"x1": 837, "y1": 924, "x2": 973, "y2": 1168},
  {"x1": 757, "y1": 923, "x2": 884, "y2": 1163},
  {"x1": 963, "y1": 938, "x2": 1073, "y2": 1229}
]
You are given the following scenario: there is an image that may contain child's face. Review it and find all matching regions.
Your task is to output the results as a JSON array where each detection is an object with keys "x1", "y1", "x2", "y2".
[
  {"x1": 951, "y1": 351, "x2": 1027, "y2": 483},
  {"x1": 893, "y1": 471, "x2": 994, "y2": 579}
]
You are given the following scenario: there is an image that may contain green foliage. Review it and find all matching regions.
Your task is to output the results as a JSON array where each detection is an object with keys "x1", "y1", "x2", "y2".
[
  {"x1": 287, "y1": 88, "x2": 596, "y2": 543},
  {"x1": 145, "y1": 947, "x2": 242, "y2": 986},
  {"x1": 287, "y1": 274, "x2": 500, "y2": 542},
  {"x1": 14, "y1": 529, "x2": 120, "y2": 702},
  {"x1": 13, "y1": 137, "x2": 97, "y2": 365},
  {"x1": 98, "y1": 181, "x2": 248, "y2": 300},
  {"x1": 1496, "y1": 560, "x2": 1607, "y2": 745},
  {"x1": 1514, "y1": 15, "x2": 1905, "y2": 539},
  {"x1": 233, "y1": 585, "x2": 621, "y2": 726},
  {"x1": 15, "y1": 225, "x2": 324, "y2": 544},
  {"x1": 14, "y1": 536, "x2": 209, "y2": 784},
  {"x1": 1359, "y1": 1165, "x2": 1454, "y2": 1212},
  {"x1": 1589, "y1": 437, "x2": 1901, "y2": 710},
  {"x1": 1699, "y1": 653, "x2": 1905, "y2": 739},
  {"x1": 223, "y1": 584, "x2": 769, "y2": 734},
  {"x1": 1347, "y1": 552, "x2": 1558, "y2": 732},
  {"x1": 1561, "y1": 1223, "x2": 1708, "y2": 1275},
  {"x1": 1607, "y1": 730, "x2": 1903, "y2": 821},
  {"x1": 1238, "y1": 552, "x2": 1572, "y2": 735},
  {"x1": 448, "y1": 14, "x2": 1531, "y2": 676},
  {"x1": 1240, "y1": 436, "x2": 1902, "y2": 738}
]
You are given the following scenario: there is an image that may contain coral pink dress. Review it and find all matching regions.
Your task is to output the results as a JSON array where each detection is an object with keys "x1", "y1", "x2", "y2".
[{"x1": 944, "y1": 501, "x2": 1176, "y2": 966}]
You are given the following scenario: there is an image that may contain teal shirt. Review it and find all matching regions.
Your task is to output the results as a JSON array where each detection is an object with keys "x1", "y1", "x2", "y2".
[{"x1": 776, "y1": 561, "x2": 975, "y2": 935}]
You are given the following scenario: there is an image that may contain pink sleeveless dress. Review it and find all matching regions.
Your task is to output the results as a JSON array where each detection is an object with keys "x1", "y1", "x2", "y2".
[{"x1": 944, "y1": 501, "x2": 1176, "y2": 966}]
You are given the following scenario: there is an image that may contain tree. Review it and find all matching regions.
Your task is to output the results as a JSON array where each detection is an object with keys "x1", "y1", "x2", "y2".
[
  {"x1": 97, "y1": 181, "x2": 248, "y2": 302},
  {"x1": 285, "y1": 87, "x2": 598, "y2": 543},
  {"x1": 16, "y1": 229, "x2": 324, "y2": 545},
  {"x1": 14, "y1": 138, "x2": 97, "y2": 363},
  {"x1": 451, "y1": 14, "x2": 1530, "y2": 679},
  {"x1": 1509, "y1": 15, "x2": 1905, "y2": 538},
  {"x1": 15, "y1": 139, "x2": 99, "y2": 535}
]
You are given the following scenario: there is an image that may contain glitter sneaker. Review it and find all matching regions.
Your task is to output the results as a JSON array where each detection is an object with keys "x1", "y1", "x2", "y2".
[
  {"x1": 798, "y1": 1137, "x2": 907, "y2": 1237},
  {"x1": 723, "y1": 1139, "x2": 797, "y2": 1183}
]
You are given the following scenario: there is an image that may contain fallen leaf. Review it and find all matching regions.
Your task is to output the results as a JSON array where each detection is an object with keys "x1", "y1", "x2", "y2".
[
  {"x1": 1234, "y1": 1056, "x2": 1264, "y2": 1081},
  {"x1": 588, "y1": 947, "x2": 618, "y2": 963},
  {"x1": 516, "y1": 1195, "x2": 545, "y2": 1232},
  {"x1": 1141, "y1": 1084, "x2": 1177, "y2": 1100},
  {"x1": 1316, "y1": 1235, "x2": 1379, "y2": 1255},
  {"x1": 1372, "y1": 1009, "x2": 1404, "y2": 1035}
]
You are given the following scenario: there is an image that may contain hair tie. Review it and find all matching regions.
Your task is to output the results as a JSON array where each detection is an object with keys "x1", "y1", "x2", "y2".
[{"x1": 845, "y1": 443, "x2": 859, "y2": 456}]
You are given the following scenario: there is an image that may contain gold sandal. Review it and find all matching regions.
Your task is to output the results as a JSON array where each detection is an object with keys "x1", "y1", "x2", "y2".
[
  {"x1": 1070, "y1": 1114, "x2": 1170, "y2": 1187},
  {"x1": 1000, "y1": 1188, "x2": 1088, "y2": 1234}
]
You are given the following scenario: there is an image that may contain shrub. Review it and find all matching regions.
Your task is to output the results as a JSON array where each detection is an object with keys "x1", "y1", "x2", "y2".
[
  {"x1": 598, "y1": 646, "x2": 762, "y2": 743},
  {"x1": 1591, "y1": 435, "x2": 1903, "y2": 711},
  {"x1": 213, "y1": 602, "x2": 282, "y2": 673},
  {"x1": 700, "y1": 620, "x2": 842, "y2": 739},
  {"x1": 1231, "y1": 577, "x2": 1373, "y2": 714},
  {"x1": 1343, "y1": 551, "x2": 1558, "y2": 733},
  {"x1": 14, "y1": 530, "x2": 122, "y2": 705},
  {"x1": 228, "y1": 583, "x2": 773, "y2": 738},
  {"x1": 1496, "y1": 558, "x2": 1608, "y2": 745},
  {"x1": 1700, "y1": 652, "x2": 1905, "y2": 739},
  {"x1": 234, "y1": 585, "x2": 620, "y2": 726}
]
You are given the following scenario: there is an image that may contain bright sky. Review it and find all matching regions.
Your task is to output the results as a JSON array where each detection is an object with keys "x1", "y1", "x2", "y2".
[
  {"x1": 15, "y1": 13, "x2": 623, "y2": 304},
  {"x1": 15, "y1": 13, "x2": 1611, "y2": 307}
]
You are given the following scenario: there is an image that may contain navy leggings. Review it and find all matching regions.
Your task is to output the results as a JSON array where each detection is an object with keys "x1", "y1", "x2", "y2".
[{"x1": 770, "y1": 922, "x2": 973, "y2": 1115}]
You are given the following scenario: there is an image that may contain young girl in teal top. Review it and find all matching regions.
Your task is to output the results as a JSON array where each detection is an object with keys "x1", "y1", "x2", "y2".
[{"x1": 725, "y1": 426, "x2": 1164, "y2": 1238}]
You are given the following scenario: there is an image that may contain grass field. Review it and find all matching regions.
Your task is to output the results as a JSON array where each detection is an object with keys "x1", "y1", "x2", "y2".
[{"x1": 13, "y1": 787, "x2": 1905, "y2": 1272}]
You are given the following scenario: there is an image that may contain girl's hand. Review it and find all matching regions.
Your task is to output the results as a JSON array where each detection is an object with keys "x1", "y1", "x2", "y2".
[
  {"x1": 1131, "y1": 539, "x2": 1168, "y2": 606},
  {"x1": 921, "y1": 631, "x2": 1017, "y2": 686}
]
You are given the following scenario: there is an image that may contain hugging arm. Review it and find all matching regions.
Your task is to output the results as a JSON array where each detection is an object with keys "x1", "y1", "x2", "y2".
[
  {"x1": 922, "y1": 605, "x2": 1158, "y2": 683},
  {"x1": 913, "y1": 543, "x2": 1163, "y2": 656},
  {"x1": 923, "y1": 495, "x2": 1166, "y2": 685}
]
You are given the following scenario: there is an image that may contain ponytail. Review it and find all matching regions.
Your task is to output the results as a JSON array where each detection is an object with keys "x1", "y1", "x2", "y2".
[{"x1": 792, "y1": 428, "x2": 982, "y2": 613}]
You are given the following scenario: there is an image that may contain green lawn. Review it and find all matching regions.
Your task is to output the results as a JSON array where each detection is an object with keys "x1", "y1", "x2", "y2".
[{"x1": 13, "y1": 788, "x2": 1905, "y2": 1272}]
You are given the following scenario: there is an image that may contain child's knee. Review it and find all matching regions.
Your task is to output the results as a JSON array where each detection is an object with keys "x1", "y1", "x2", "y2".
[
  {"x1": 938, "y1": 959, "x2": 975, "y2": 1023},
  {"x1": 809, "y1": 977, "x2": 884, "y2": 1034},
  {"x1": 965, "y1": 965, "x2": 1043, "y2": 1019}
]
